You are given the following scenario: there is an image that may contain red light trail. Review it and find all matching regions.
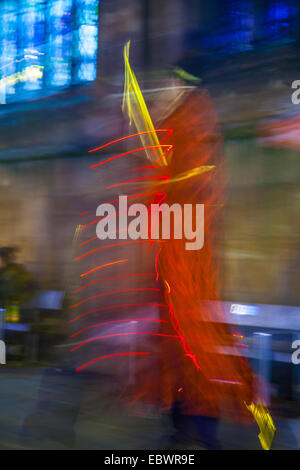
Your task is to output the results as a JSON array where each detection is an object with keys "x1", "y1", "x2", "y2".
[
  {"x1": 129, "y1": 165, "x2": 158, "y2": 171},
  {"x1": 68, "y1": 303, "x2": 169, "y2": 323},
  {"x1": 71, "y1": 332, "x2": 179, "y2": 351},
  {"x1": 89, "y1": 145, "x2": 172, "y2": 169},
  {"x1": 78, "y1": 193, "x2": 166, "y2": 232},
  {"x1": 155, "y1": 246, "x2": 162, "y2": 280},
  {"x1": 76, "y1": 352, "x2": 151, "y2": 372},
  {"x1": 80, "y1": 259, "x2": 128, "y2": 277},
  {"x1": 164, "y1": 288, "x2": 200, "y2": 372},
  {"x1": 78, "y1": 208, "x2": 149, "y2": 245},
  {"x1": 105, "y1": 175, "x2": 170, "y2": 190},
  {"x1": 72, "y1": 273, "x2": 156, "y2": 294},
  {"x1": 70, "y1": 318, "x2": 167, "y2": 337},
  {"x1": 88, "y1": 129, "x2": 173, "y2": 153},
  {"x1": 70, "y1": 288, "x2": 161, "y2": 309},
  {"x1": 74, "y1": 240, "x2": 163, "y2": 262}
]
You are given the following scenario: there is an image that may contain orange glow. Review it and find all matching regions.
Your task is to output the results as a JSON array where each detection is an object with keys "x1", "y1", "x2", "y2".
[{"x1": 164, "y1": 280, "x2": 171, "y2": 294}]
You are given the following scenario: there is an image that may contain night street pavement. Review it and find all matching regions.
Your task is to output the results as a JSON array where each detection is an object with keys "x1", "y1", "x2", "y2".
[{"x1": 0, "y1": 367, "x2": 299, "y2": 450}]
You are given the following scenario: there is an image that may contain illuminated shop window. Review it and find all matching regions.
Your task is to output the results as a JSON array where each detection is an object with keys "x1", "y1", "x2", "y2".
[{"x1": 0, "y1": 0, "x2": 99, "y2": 104}]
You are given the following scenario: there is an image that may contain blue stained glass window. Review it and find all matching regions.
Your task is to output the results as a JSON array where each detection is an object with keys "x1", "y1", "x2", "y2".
[
  {"x1": 20, "y1": 0, "x2": 45, "y2": 91},
  {"x1": 0, "y1": 0, "x2": 99, "y2": 104},
  {"x1": 0, "y1": 1, "x2": 18, "y2": 100},
  {"x1": 47, "y1": 0, "x2": 73, "y2": 87},
  {"x1": 74, "y1": 0, "x2": 98, "y2": 83}
]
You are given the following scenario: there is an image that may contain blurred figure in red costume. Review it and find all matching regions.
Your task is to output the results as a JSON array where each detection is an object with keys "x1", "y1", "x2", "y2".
[{"x1": 136, "y1": 69, "x2": 256, "y2": 449}]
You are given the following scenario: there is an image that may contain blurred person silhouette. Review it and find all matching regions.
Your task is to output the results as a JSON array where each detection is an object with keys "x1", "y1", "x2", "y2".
[{"x1": 0, "y1": 246, "x2": 35, "y2": 312}]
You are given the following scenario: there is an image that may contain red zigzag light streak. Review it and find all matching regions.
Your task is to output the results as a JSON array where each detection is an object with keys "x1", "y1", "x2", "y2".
[{"x1": 73, "y1": 129, "x2": 200, "y2": 374}]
